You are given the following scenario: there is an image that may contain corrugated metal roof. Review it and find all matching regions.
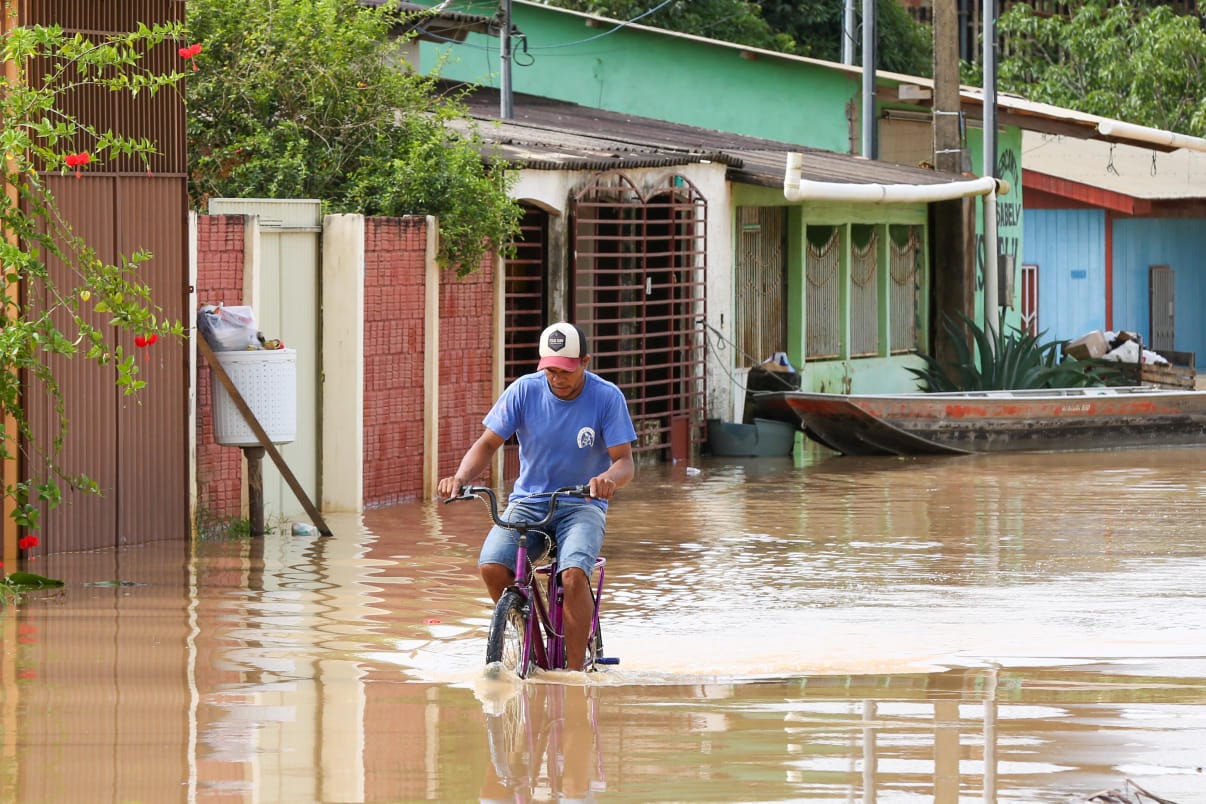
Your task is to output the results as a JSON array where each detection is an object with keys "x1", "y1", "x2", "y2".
[
  {"x1": 1022, "y1": 131, "x2": 1206, "y2": 200},
  {"x1": 457, "y1": 86, "x2": 977, "y2": 189}
]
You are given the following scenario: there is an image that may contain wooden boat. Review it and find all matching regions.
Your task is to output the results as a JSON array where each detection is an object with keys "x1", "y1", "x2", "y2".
[{"x1": 753, "y1": 386, "x2": 1206, "y2": 456}]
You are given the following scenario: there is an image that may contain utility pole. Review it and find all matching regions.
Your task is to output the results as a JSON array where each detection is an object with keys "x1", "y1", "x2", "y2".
[
  {"x1": 931, "y1": 0, "x2": 962, "y2": 175},
  {"x1": 982, "y1": 0, "x2": 999, "y2": 336},
  {"x1": 500, "y1": 0, "x2": 513, "y2": 119}
]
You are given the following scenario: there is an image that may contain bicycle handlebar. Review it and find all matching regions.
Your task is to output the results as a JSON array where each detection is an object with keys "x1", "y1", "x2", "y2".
[{"x1": 444, "y1": 484, "x2": 591, "y2": 531}]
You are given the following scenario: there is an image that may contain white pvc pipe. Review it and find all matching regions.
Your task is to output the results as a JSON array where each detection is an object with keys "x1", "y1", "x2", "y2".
[
  {"x1": 1097, "y1": 120, "x2": 1206, "y2": 153},
  {"x1": 782, "y1": 152, "x2": 1010, "y2": 203}
]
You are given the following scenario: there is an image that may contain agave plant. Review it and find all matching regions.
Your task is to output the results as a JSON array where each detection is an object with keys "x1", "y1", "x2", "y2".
[{"x1": 907, "y1": 312, "x2": 1129, "y2": 392}]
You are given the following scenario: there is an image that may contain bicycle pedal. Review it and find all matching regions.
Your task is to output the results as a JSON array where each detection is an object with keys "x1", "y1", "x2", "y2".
[{"x1": 595, "y1": 657, "x2": 620, "y2": 665}]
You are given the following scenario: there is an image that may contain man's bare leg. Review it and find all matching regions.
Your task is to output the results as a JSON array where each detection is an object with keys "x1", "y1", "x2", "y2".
[
  {"x1": 481, "y1": 562, "x2": 515, "y2": 603},
  {"x1": 561, "y1": 568, "x2": 593, "y2": 671}
]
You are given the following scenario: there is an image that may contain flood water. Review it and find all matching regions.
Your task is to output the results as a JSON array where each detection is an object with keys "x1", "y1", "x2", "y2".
[{"x1": 4, "y1": 445, "x2": 1206, "y2": 803}]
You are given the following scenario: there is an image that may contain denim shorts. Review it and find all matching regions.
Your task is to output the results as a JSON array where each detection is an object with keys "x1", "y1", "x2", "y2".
[{"x1": 478, "y1": 499, "x2": 606, "y2": 577}]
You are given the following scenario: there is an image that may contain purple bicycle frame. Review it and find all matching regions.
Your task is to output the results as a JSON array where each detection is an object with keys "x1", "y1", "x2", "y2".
[{"x1": 512, "y1": 533, "x2": 607, "y2": 672}]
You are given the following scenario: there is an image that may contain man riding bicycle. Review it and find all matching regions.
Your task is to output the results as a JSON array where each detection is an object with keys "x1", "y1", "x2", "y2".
[{"x1": 437, "y1": 322, "x2": 636, "y2": 671}]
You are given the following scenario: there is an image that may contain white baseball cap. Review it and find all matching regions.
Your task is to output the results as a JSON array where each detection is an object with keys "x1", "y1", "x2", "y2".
[{"x1": 537, "y1": 323, "x2": 588, "y2": 371}]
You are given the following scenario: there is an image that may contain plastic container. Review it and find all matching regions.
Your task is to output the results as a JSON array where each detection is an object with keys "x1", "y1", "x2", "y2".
[{"x1": 211, "y1": 348, "x2": 297, "y2": 446}]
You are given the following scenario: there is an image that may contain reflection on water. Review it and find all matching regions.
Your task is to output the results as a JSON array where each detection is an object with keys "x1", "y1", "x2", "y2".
[{"x1": 2, "y1": 446, "x2": 1206, "y2": 801}]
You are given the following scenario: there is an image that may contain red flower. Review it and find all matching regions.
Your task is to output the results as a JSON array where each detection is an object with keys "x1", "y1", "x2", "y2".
[
  {"x1": 134, "y1": 333, "x2": 158, "y2": 348},
  {"x1": 18, "y1": 534, "x2": 39, "y2": 550},
  {"x1": 64, "y1": 151, "x2": 91, "y2": 179},
  {"x1": 179, "y1": 43, "x2": 202, "y2": 70}
]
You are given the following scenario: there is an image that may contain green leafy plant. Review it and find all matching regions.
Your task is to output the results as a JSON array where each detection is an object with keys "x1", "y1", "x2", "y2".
[
  {"x1": 0, "y1": 535, "x2": 63, "y2": 605},
  {"x1": 2, "y1": 21, "x2": 188, "y2": 562},
  {"x1": 1, "y1": 570, "x2": 65, "y2": 605},
  {"x1": 186, "y1": 0, "x2": 522, "y2": 275},
  {"x1": 908, "y1": 312, "x2": 1129, "y2": 392},
  {"x1": 963, "y1": 0, "x2": 1206, "y2": 136}
]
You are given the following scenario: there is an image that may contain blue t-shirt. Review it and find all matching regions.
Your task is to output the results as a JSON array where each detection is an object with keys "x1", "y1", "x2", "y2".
[{"x1": 484, "y1": 371, "x2": 637, "y2": 511}]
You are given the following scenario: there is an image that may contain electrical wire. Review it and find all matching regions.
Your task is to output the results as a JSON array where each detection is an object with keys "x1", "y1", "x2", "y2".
[
  {"x1": 526, "y1": 0, "x2": 678, "y2": 50},
  {"x1": 409, "y1": 0, "x2": 678, "y2": 54},
  {"x1": 697, "y1": 317, "x2": 801, "y2": 396}
]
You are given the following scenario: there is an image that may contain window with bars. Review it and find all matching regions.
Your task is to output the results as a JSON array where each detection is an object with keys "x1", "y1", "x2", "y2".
[
  {"x1": 806, "y1": 226, "x2": 842, "y2": 359},
  {"x1": 889, "y1": 225, "x2": 925, "y2": 354},
  {"x1": 850, "y1": 225, "x2": 880, "y2": 357},
  {"x1": 734, "y1": 206, "x2": 787, "y2": 366},
  {"x1": 804, "y1": 221, "x2": 928, "y2": 362}
]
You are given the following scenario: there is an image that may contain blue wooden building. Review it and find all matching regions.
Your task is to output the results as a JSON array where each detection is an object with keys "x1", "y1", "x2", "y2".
[{"x1": 1022, "y1": 133, "x2": 1206, "y2": 369}]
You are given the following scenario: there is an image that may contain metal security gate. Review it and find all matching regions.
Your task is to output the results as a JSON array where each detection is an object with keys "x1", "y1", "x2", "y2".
[
  {"x1": 570, "y1": 172, "x2": 707, "y2": 460},
  {"x1": 502, "y1": 204, "x2": 550, "y2": 481}
]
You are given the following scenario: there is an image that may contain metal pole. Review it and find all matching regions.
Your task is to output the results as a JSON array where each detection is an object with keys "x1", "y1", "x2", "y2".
[
  {"x1": 982, "y1": 0, "x2": 998, "y2": 339},
  {"x1": 861, "y1": 0, "x2": 877, "y2": 158},
  {"x1": 500, "y1": 0, "x2": 513, "y2": 119},
  {"x1": 842, "y1": 0, "x2": 856, "y2": 64}
]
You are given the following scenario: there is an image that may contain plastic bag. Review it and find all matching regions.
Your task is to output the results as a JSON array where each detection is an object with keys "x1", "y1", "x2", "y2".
[{"x1": 198, "y1": 304, "x2": 259, "y2": 351}]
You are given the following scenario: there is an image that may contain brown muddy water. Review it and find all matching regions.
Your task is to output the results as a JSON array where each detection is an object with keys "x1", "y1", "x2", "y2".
[{"x1": 4, "y1": 445, "x2": 1206, "y2": 803}]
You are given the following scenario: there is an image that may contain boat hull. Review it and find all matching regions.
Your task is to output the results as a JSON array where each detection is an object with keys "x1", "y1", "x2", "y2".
[{"x1": 754, "y1": 387, "x2": 1206, "y2": 456}]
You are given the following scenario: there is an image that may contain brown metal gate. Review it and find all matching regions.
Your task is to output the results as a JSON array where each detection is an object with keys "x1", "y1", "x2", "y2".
[
  {"x1": 570, "y1": 172, "x2": 707, "y2": 460},
  {"x1": 19, "y1": 0, "x2": 188, "y2": 552}
]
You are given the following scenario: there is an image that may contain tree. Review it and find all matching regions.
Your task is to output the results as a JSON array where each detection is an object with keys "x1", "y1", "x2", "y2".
[
  {"x1": 972, "y1": 0, "x2": 1206, "y2": 136},
  {"x1": 1, "y1": 21, "x2": 186, "y2": 578},
  {"x1": 186, "y1": 0, "x2": 522, "y2": 274},
  {"x1": 544, "y1": 0, "x2": 795, "y2": 51},
  {"x1": 541, "y1": 0, "x2": 932, "y2": 76}
]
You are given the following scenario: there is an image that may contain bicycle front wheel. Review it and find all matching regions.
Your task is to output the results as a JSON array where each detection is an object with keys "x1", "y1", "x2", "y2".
[{"x1": 486, "y1": 589, "x2": 532, "y2": 677}]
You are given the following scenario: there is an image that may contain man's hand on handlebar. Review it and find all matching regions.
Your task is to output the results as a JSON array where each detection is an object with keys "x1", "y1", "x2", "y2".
[
  {"x1": 436, "y1": 475, "x2": 468, "y2": 501},
  {"x1": 588, "y1": 474, "x2": 618, "y2": 501}
]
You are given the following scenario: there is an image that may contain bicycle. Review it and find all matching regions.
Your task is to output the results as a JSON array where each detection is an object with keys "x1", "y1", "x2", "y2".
[
  {"x1": 445, "y1": 484, "x2": 619, "y2": 677},
  {"x1": 479, "y1": 681, "x2": 608, "y2": 801}
]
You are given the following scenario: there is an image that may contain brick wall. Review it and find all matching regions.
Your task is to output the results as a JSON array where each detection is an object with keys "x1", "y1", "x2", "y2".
[
  {"x1": 195, "y1": 215, "x2": 247, "y2": 520},
  {"x1": 437, "y1": 254, "x2": 496, "y2": 484},
  {"x1": 362, "y1": 218, "x2": 429, "y2": 507},
  {"x1": 360, "y1": 219, "x2": 497, "y2": 505}
]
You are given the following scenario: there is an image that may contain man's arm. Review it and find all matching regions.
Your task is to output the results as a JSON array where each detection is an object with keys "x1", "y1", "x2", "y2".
[
  {"x1": 436, "y1": 429, "x2": 506, "y2": 498},
  {"x1": 589, "y1": 442, "x2": 634, "y2": 501}
]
